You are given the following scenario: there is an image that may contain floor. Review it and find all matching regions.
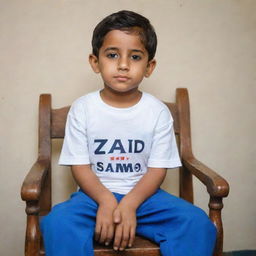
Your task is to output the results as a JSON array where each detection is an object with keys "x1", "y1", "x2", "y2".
[{"x1": 223, "y1": 251, "x2": 256, "y2": 256}]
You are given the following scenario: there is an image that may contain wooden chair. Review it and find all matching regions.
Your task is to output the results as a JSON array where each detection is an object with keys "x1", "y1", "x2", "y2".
[{"x1": 21, "y1": 88, "x2": 229, "y2": 256}]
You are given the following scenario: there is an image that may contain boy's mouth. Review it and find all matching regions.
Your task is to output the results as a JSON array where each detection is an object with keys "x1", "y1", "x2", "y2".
[{"x1": 114, "y1": 75, "x2": 130, "y2": 82}]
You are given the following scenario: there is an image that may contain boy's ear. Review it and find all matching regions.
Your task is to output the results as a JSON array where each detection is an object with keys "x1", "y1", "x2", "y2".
[
  {"x1": 145, "y1": 59, "x2": 156, "y2": 78},
  {"x1": 89, "y1": 54, "x2": 100, "y2": 73}
]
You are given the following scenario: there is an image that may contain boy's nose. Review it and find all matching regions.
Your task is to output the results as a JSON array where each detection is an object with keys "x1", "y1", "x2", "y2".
[{"x1": 118, "y1": 57, "x2": 129, "y2": 71}]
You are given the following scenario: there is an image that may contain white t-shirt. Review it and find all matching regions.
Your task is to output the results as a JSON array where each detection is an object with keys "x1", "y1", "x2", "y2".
[{"x1": 59, "y1": 91, "x2": 181, "y2": 194}]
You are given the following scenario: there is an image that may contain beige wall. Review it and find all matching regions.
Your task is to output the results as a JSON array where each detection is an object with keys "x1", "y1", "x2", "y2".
[{"x1": 1, "y1": 0, "x2": 255, "y2": 254}]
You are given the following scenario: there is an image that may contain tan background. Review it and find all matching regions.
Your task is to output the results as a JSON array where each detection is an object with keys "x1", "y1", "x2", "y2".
[{"x1": 0, "y1": 0, "x2": 255, "y2": 255}]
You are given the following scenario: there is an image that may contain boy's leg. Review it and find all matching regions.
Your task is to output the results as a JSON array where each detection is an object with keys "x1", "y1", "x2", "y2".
[
  {"x1": 40, "y1": 190, "x2": 97, "y2": 256},
  {"x1": 136, "y1": 189, "x2": 217, "y2": 256}
]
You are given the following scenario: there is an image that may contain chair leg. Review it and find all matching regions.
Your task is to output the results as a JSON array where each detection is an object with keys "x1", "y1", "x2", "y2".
[
  {"x1": 209, "y1": 197, "x2": 224, "y2": 256},
  {"x1": 25, "y1": 201, "x2": 40, "y2": 256}
]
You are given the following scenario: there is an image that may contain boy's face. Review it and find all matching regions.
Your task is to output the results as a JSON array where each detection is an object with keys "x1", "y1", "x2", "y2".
[{"x1": 89, "y1": 29, "x2": 156, "y2": 94}]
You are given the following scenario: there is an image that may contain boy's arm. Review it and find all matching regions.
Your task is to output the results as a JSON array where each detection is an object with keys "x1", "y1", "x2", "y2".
[
  {"x1": 113, "y1": 167, "x2": 167, "y2": 251},
  {"x1": 71, "y1": 165, "x2": 118, "y2": 246}
]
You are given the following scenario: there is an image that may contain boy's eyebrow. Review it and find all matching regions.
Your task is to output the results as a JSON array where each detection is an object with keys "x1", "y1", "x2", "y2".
[
  {"x1": 104, "y1": 47, "x2": 119, "y2": 52},
  {"x1": 104, "y1": 47, "x2": 145, "y2": 55},
  {"x1": 132, "y1": 49, "x2": 145, "y2": 55}
]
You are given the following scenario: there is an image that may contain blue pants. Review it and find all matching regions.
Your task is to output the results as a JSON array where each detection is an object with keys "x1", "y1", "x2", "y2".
[{"x1": 40, "y1": 189, "x2": 216, "y2": 256}]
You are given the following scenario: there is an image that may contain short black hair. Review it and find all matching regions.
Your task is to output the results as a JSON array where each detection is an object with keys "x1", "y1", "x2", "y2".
[{"x1": 91, "y1": 10, "x2": 157, "y2": 61}]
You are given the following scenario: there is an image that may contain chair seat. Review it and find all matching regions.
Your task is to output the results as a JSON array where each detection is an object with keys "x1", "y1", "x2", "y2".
[
  {"x1": 40, "y1": 236, "x2": 160, "y2": 256},
  {"x1": 94, "y1": 236, "x2": 160, "y2": 256}
]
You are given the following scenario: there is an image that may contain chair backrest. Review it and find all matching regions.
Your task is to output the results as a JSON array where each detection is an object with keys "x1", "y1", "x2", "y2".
[{"x1": 38, "y1": 88, "x2": 193, "y2": 215}]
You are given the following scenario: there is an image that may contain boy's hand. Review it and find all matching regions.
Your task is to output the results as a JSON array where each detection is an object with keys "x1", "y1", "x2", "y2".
[
  {"x1": 95, "y1": 196, "x2": 118, "y2": 246},
  {"x1": 112, "y1": 202, "x2": 137, "y2": 251}
]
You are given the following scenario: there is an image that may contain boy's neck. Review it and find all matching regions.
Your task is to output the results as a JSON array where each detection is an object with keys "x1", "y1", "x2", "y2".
[{"x1": 100, "y1": 87, "x2": 142, "y2": 108}]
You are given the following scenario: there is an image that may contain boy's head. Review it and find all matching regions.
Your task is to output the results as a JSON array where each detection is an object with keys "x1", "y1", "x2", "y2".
[{"x1": 91, "y1": 10, "x2": 157, "y2": 61}]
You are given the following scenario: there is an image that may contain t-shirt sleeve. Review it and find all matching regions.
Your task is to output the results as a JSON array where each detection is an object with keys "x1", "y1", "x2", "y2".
[
  {"x1": 147, "y1": 107, "x2": 182, "y2": 169},
  {"x1": 58, "y1": 100, "x2": 90, "y2": 165}
]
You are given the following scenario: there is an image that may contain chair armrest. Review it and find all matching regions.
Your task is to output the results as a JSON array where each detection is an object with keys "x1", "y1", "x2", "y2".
[
  {"x1": 182, "y1": 155, "x2": 229, "y2": 198},
  {"x1": 21, "y1": 159, "x2": 50, "y2": 202}
]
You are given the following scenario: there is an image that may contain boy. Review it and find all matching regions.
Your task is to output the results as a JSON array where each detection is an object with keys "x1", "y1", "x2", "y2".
[{"x1": 40, "y1": 10, "x2": 216, "y2": 256}]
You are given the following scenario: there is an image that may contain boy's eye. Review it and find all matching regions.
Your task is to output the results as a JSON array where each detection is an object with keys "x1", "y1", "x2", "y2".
[
  {"x1": 131, "y1": 55, "x2": 142, "y2": 61},
  {"x1": 107, "y1": 53, "x2": 118, "y2": 59}
]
